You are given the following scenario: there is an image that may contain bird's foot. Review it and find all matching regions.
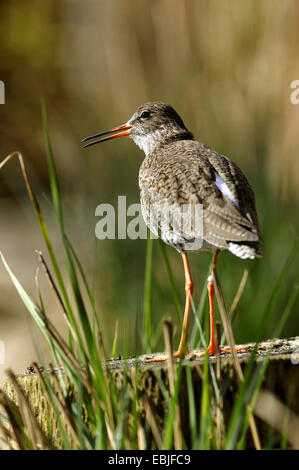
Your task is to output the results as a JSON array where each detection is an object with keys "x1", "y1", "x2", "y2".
[
  {"x1": 144, "y1": 344, "x2": 249, "y2": 363},
  {"x1": 145, "y1": 349, "x2": 191, "y2": 363},
  {"x1": 193, "y1": 344, "x2": 249, "y2": 358}
]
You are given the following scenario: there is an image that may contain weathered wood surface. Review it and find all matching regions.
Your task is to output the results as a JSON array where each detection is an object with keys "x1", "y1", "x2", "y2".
[
  {"x1": 2, "y1": 336, "x2": 299, "y2": 449},
  {"x1": 107, "y1": 336, "x2": 299, "y2": 371}
]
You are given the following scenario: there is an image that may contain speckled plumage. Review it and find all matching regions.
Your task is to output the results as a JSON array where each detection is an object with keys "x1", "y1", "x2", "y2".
[{"x1": 130, "y1": 102, "x2": 262, "y2": 259}]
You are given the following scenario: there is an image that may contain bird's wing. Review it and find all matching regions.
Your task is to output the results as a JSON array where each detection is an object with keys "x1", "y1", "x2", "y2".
[
  {"x1": 141, "y1": 140, "x2": 262, "y2": 247},
  {"x1": 204, "y1": 144, "x2": 262, "y2": 240}
]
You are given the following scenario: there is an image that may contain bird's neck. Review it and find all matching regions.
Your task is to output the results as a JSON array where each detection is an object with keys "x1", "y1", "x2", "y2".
[{"x1": 132, "y1": 129, "x2": 194, "y2": 157}]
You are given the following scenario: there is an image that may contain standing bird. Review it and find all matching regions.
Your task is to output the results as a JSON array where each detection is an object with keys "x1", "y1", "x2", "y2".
[{"x1": 82, "y1": 101, "x2": 262, "y2": 361}]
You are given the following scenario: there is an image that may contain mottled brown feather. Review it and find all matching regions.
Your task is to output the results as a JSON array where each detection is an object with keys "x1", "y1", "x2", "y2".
[{"x1": 139, "y1": 136, "x2": 262, "y2": 257}]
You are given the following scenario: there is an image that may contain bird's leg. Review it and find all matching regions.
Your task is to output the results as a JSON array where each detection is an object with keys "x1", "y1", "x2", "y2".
[
  {"x1": 205, "y1": 274, "x2": 216, "y2": 355},
  {"x1": 195, "y1": 250, "x2": 249, "y2": 357},
  {"x1": 145, "y1": 252, "x2": 193, "y2": 363},
  {"x1": 199, "y1": 251, "x2": 218, "y2": 356},
  {"x1": 175, "y1": 252, "x2": 193, "y2": 357}
]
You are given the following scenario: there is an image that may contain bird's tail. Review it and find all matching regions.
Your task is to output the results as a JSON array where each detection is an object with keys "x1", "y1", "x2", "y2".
[{"x1": 228, "y1": 241, "x2": 263, "y2": 259}]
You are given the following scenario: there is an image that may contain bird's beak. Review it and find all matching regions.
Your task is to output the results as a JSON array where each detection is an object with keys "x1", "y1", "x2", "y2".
[{"x1": 81, "y1": 123, "x2": 133, "y2": 148}]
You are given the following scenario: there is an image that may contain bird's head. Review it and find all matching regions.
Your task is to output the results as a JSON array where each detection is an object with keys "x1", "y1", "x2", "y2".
[{"x1": 82, "y1": 101, "x2": 191, "y2": 156}]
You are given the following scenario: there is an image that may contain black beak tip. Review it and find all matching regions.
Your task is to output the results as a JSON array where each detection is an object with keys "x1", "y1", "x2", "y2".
[{"x1": 82, "y1": 140, "x2": 95, "y2": 149}]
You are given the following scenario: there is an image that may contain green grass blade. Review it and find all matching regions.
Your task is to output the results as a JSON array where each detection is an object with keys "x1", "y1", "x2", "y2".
[
  {"x1": 273, "y1": 283, "x2": 299, "y2": 337},
  {"x1": 199, "y1": 352, "x2": 211, "y2": 449},
  {"x1": 224, "y1": 346, "x2": 259, "y2": 449},
  {"x1": 186, "y1": 367, "x2": 197, "y2": 448},
  {"x1": 236, "y1": 351, "x2": 271, "y2": 449},
  {"x1": 64, "y1": 235, "x2": 100, "y2": 327},
  {"x1": 261, "y1": 239, "x2": 299, "y2": 339},
  {"x1": 235, "y1": 282, "x2": 299, "y2": 449},
  {"x1": 163, "y1": 360, "x2": 183, "y2": 450},
  {"x1": 191, "y1": 273, "x2": 209, "y2": 349},
  {"x1": 159, "y1": 239, "x2": 182, "y2": 324},
  {"x1": 41, "y1": 100, "x2": 64, "y2": 227},
  {"x1": 1, "y1": 252, "x2": 47, "y2": 332},
  {"x1": 41, "y1": 102, "x2": 106, "y2": 384}
]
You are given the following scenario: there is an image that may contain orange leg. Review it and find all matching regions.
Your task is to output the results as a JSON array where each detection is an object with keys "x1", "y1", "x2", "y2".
[
  {"x1": 197, "y1": 251, "x2": 218, "y2": 356},
  {"x1": 176, "y1": 252, "x2": 193, "y2": 357},
  {"x1": 145, "y1": 250, "x2": 248, "y2": 363},
  {"x1": 205, "y1": 276, "x2": 216, "y2": 355},
  {"x1": 146, "y1": 252, "x2": 193, "y2": 363},
  {"x1": 196, "y1": 250, "x2": 248, "y2": 357}
]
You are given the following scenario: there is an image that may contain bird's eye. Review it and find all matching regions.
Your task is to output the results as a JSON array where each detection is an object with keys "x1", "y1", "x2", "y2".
[{"x1": 140, "y1": 110, "x2": 151, "y2": 119}]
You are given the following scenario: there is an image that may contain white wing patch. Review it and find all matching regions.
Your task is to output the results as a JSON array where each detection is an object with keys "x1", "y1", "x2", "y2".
[
  {"x1": 214, "y1": 171, "x2": 239, "y2": 208},
  {"x1": 228, "y1": 242, "x2": 255, "y2": 259}
]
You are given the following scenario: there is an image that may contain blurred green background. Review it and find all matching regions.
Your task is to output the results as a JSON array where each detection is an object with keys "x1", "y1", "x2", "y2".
[{"x1": 0, "y1": 0, "x2": 298, "y2": 376}]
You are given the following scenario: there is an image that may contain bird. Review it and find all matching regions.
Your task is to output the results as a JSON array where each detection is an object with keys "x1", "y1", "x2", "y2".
[{"x1": 82, "y1": 101, "x2": 262, "y2": 361}]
